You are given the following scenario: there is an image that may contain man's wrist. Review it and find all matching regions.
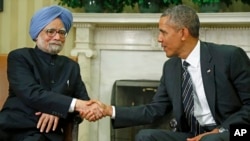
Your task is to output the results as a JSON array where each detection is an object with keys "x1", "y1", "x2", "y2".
[
  {"x1": 218, "y1": 127, "x2": 228, "y2": 133},
  {"x1": 104, "y1": 105, "x2": 114, "y2": 117},
  {"x1": 74, "y1": 99, "x2": 86, "y2": 112}
]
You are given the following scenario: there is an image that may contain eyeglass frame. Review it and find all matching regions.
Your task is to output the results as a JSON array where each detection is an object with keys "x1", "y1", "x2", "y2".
[{"x1": 44, "y1": 28, "x2": 68, "y2": 38}]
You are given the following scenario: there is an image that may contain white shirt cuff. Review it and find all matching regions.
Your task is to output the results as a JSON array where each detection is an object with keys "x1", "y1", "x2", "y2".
[
  {"x1": 111, "y1": 106, "x2": 116, "y2": 119},
  {"x1": 68, "y1": 98, "x2": 77, "y2": 113}
]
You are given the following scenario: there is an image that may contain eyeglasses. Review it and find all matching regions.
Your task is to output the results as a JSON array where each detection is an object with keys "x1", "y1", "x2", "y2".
[{"x1": 44, "y1": 29, "x2": 67, "y2": 38}]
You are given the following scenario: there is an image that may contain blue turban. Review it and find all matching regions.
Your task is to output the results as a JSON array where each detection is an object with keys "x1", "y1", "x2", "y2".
[{"x1": 29, "y1": 5, "x2": 73, "y2": 41}]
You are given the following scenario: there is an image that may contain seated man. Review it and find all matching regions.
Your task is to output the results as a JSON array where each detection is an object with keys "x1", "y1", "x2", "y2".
[
  {"x1": 85, "y1": 5, "x2": 250, "y2": 141},
  {"x1": 0, "y1": 5, "x2": 102, "y2": 141}
]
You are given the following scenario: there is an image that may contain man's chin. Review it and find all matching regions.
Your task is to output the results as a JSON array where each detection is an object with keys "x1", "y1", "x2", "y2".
[
  {"x1": 166, "y1": 53, "x2": 175, "y2": 58},
  {"x1": 49, "y1": 46, "x2": 62, "y2": 54}
]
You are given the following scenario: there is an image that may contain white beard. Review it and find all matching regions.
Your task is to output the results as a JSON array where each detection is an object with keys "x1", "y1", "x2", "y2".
[
  {"x1": 36, "y1": 35, "x2": 64, "y2": 55},
  {"x1": 48, "y1": 44, "x2": 63, "y2": 55}
]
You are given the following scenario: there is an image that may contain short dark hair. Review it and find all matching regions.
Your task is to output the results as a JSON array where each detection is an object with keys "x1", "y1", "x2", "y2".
[{"x1": 161, "y1": 5, "x2": 200, "y2": 38}]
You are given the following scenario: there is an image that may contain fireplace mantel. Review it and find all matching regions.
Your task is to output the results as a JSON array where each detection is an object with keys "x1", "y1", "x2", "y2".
[
  {"x1": 71, "y1": 12, "x2": 250, "y2": 57},
  {"x1": 72, "y1": 12, "x2": 250, "y2": 26},
  {"x1": 71, "y1": 13, "x2": 250, "y2": 141}
]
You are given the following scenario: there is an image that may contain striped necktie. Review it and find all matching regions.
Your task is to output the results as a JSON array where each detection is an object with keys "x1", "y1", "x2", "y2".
[{"x1": 181, "y1": 61, "x2": 200, "y2": 135}]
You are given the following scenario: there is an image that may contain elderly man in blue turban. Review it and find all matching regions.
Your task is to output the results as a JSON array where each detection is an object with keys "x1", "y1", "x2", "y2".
[
  {"x1": 0, "y1": 5, "x2": 103, "y2": 141},
  {"x1": 29, "y1": 5, "x2": 73, "y2": 55}
]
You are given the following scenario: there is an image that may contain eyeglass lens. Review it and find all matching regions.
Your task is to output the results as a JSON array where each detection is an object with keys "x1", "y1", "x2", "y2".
[{"x1": 45, "y1": 29, "x2": 67, "y2": 38}]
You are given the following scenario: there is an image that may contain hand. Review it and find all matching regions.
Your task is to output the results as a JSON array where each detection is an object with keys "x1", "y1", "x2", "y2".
[
  {"x1": 89, "y1": 100, "x2": 113, "y2": 117},
  {"x1": 75, "y1": 99, "x2": 104, "y2": 122},
  {"x1": 82, "y1": 100, "x2": 113, "y2": 122},
  {"x1": 186, "y1": 128, "x2": 219, "y2": 141},
  {"x1": 84, "y1": 100, "x2": 104, "y2": 121},
  {"x1": 35, "y1": 112, "x2": 59, "y2": 133}
]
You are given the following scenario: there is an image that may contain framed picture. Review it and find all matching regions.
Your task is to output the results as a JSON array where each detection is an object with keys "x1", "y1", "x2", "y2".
[{"x1": 0, "y1": 0, "x2": 3, "y2": 12}]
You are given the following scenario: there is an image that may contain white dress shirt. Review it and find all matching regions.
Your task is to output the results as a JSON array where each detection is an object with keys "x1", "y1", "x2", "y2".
[{"x1": 184, "y1": 40, "x2": 216, "y2": 126}]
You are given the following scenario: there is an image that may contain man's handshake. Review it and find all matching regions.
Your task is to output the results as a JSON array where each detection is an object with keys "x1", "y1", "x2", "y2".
[{"x1": 74, "y1": 99, "x2": 113, "y2": 122}]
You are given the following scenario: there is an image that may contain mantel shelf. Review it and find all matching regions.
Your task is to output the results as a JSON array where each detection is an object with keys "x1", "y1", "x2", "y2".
[{"x1": 73, "y1": 12, "x2": 250, "y2": 26}]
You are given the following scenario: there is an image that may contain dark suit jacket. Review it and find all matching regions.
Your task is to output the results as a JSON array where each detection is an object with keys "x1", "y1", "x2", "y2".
[
  {"x1": 0, "y1": 47, "x2": 89, "y2": 141},
  {"x1": 113, "y1": 41, "x2": 250, "y2": 133}
]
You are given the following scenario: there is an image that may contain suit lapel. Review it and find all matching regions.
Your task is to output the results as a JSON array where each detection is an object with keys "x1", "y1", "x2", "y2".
[{"x1": 200, "y1": 42, "x2": 216, "y2": 119}]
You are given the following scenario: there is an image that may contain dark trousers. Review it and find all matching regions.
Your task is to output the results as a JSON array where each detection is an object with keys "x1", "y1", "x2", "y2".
[
  {"x1": 0, "y1": 129, "x2": 59, "y2": 141},
  {"x1": 20, "y1": 133, "x2": 48, "y2": 141},
  {"x1": 13, "y1": 132, "x2": 60, "y2": 141},
  {"x1": 0, "y1": 131, "x2": 48, "y2": 141},
  {"x1": 0, "y1": 129, "x2": 10, "y2": 141},
  {"x1": 135, "y1": 129, "x2": 229, "y2": 141}
]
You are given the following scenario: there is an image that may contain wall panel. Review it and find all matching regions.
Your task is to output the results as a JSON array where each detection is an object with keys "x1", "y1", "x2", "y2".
[{"x1": 0, "y1": 0, "x2": 77, "y2": 56}]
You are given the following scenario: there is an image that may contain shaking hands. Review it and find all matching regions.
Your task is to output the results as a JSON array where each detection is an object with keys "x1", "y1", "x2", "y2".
[
  {"x1": 35, "y1": 99, "x2": 111, "y2": 134},
  {"x1": 75, "y1": 99, "x2": 113, "y2": 122}
]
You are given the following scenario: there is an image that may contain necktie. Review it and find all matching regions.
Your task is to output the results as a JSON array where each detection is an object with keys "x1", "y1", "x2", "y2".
[{"x1": 181, "y1": 61, "x2": 199, "y2": 135}]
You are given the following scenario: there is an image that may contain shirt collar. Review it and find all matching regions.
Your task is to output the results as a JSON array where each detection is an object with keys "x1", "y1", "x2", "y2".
[
  {"x1": 182, "y1": 40, "x2": 200, "y2": 68},
  {"x1": 34, "y1": 46, "x2": 58, "y2": 63}
]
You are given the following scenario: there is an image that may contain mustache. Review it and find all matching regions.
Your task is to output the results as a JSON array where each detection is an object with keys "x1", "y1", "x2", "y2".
[{"x1": 49, "y1": 41, "x2": 62, "y2": 46}]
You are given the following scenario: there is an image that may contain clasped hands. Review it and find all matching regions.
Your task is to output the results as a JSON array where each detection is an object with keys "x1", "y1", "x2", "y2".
[
  {"x1": 75, "y1": 99, "x2": 112, "y2": 122},
  {"x1": 35, "y1": 99, "x2": 111, "y2": 133}
]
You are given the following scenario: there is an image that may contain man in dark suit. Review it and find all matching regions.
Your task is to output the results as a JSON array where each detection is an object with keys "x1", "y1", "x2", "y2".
[
  {"x1": 84, "y1": 5, "x2": 250, "y2": 141},
  {"x1": 0, "y1": 5, "x2": 103, "y2": 141}
]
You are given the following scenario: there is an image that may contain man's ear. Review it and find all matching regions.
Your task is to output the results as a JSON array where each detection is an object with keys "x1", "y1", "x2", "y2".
[{"x1": 181, "y1": 27, "x2": 189, "y2": 41}]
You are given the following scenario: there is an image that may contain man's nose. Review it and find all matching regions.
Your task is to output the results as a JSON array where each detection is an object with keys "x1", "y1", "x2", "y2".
[{"x1": 53, "y1": 32, "x2": 61, "y2": 39}]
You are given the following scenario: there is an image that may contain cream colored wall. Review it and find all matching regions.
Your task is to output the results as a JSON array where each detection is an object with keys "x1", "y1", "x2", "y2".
[{"x1": 0, "y1": 0, "x2": 82, "y2": 56}]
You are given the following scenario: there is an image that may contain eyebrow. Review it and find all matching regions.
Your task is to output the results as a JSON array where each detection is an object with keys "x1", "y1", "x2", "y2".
[{"x1": 45, "y1": 27, "x2": 66, "y2": 30}]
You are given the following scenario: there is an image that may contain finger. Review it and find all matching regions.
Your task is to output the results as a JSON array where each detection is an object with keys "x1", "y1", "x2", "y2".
[
  {"x1": 45, "y1": 116, "x2": 54, "y2": 133},
  {"x1": 88, "y1": 114, "x2": 97, "y2": 122},
  {"x1": 78, "y1": 110, "x2": 83, "y2": 115},
  {"x1": 91, "y1": 109, "x2": 102, "y2": 120},
  {"x1": 86, "y1": 100, "x2": 96, "y2": 106},
  {"x1": 88, "y1": 104, "x2": 103, "y2": 119},
  {"x1": 79, "y1": 109, "x2": 90, "y2": 117},
  {"x1": 87, "y1": 112, "x2": 99, "y2": 121},
  {"x1": 52, "y1": 117, "x2": 59, "y2": 131},
  {"x1": 37, "y1": 114, "x2": 45, "y2": 129},
  {"x1": 35, "y1": 112, "x2": 42, "y2": 116},
  {"x1": 98, "y1": 106, "x2": 105, "y2": 116},
  {"x1": 94, "y1": 104, "x2": 104, "y2": 118},
  {"x1": 94, "y1": 110, "x2": 103, "y2": 119},
  {"x1": 78, "y1": 112, "x2": 85, "y2": 118},
  {"x1": 95, "y1": 100, "x2": 103, "y2": 106},
  {"x1": 186, "y1": 138, "x2": 195, "y2": 141},
  {"x1": 40, "y1": 115, "x2": 49, "y2": 132},
  {"x1": 84, "y1": 111, "x2": 95, "y2": 120}
]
